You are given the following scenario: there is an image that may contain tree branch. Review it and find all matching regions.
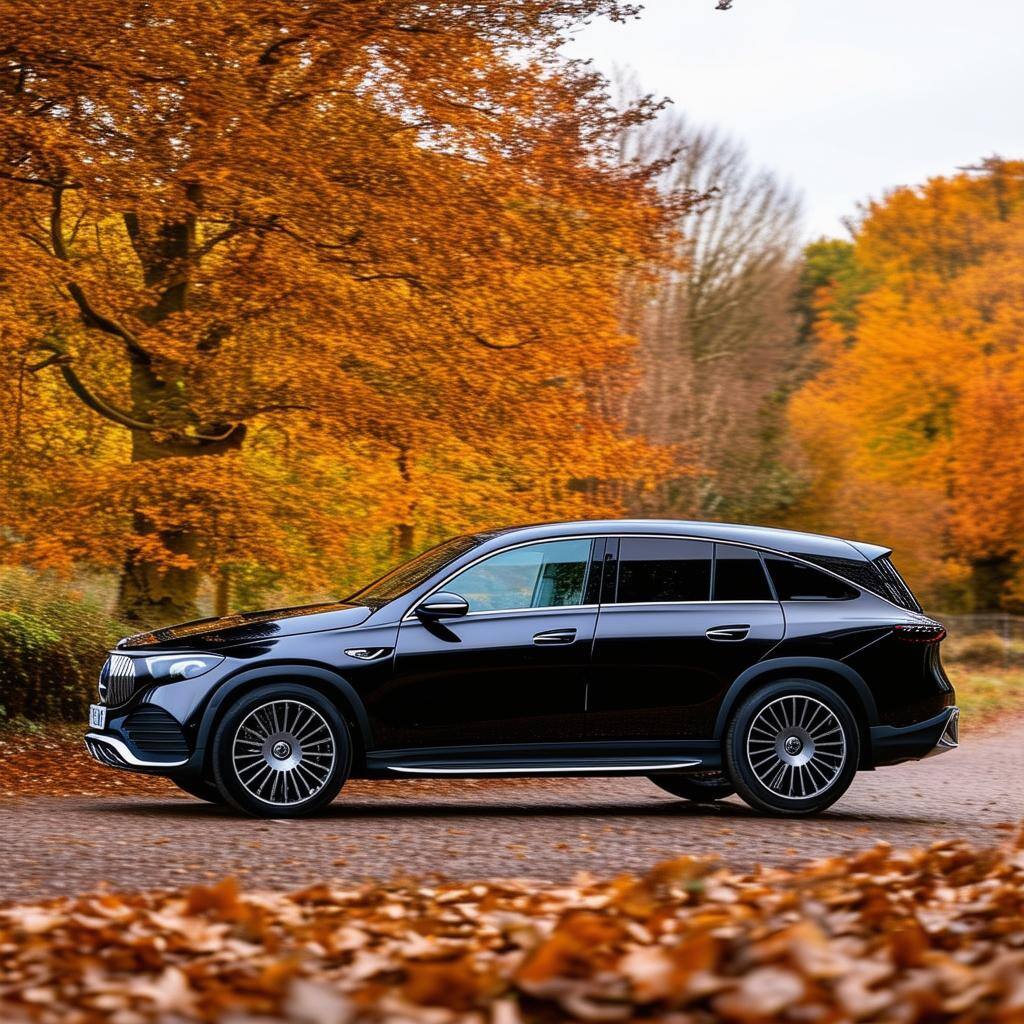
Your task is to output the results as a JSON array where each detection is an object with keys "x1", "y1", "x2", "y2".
[
  {"x1": 0, "y1": 168, "x2": 81, "y2": 190},
  {"x1": 66, "y1": 283, "x2": 152, "y2": 364},
  {"x1": 28, "y1": 343, "x2": 161, "y2": 432},
  {"x1": 41, "y1": 190, "x2": 153, "y2": 364}
]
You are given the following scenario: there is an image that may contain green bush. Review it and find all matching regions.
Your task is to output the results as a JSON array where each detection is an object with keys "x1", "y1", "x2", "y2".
[
  {"x1": 944, "y1": 632, "x2": 1016, "y2": 668},
  {"x1": 0, "y1": 569, "x2": 125, "y2": 723}
]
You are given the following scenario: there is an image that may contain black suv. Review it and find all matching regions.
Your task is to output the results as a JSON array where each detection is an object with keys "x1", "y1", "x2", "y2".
[{"x1": 86, "y1": 520, "x2": 958, "y2": 818}]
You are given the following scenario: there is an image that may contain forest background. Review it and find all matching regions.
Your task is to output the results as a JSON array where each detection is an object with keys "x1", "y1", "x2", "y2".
[{"x1": 2, "y1": 0, "x2": 1022, "y2": 674}]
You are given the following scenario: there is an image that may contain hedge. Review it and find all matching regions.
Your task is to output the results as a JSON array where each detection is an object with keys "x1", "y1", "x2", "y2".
[{"x1": 0, "y1": 570, "x2": 124, "y2": 723}]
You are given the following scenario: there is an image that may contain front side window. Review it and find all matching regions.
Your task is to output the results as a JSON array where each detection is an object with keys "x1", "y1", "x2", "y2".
[
  {"x1": 445, "y1": 539, "x2": 593, "y2": 613},
  {"x1": 713, "y1": 544, "x2": 774, "y2": 601},
  {"x1": 763, "y1": 555, "x2": 859, "y2": 601},
  {"x1": 616, "y1": 538, "x2": 712, "y2": 603}
]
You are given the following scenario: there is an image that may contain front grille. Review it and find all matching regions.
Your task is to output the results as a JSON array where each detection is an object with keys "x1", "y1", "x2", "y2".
[
  {"x1": 103, "y1": 654, "x2": 137, "y2": 707},
  {"x1": 122, "y1": 706, "x2": 188, "y2": 760}
]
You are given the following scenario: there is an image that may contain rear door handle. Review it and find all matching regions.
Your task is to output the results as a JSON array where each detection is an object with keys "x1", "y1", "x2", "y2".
[
  {"x1": 533, "y1": 628, "x2": 577, "y2": 645},
  {"x1": 706, "y1": 624, "x2": 750, "y2": 642}
]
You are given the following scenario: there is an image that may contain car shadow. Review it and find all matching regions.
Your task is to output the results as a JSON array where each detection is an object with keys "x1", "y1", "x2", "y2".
[{"x1": 83, "y1": 797, "x2": 949, "y2": 828}]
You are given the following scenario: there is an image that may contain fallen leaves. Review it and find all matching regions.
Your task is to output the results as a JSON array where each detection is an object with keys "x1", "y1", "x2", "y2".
[
  {"x1": 2, "y1": 832, "x2": 1024, "y2": 1022},
  {"x1": 0, "y1": 727, "x2": 176, "y2": 798}
]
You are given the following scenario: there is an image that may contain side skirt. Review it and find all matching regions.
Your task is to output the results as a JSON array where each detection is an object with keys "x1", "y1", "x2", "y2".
[{"x1": 361, "y1": 740, "x2": 721, "y2": 780}]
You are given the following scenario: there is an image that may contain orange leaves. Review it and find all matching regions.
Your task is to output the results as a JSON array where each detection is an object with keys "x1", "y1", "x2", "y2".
[
  {"x1": 0, "y1": 1, "x2": 675, "y2": 619},
  {"x1": 6, "y1": 836, "x2": 1024, "y2": 1021},
  {"x1": 789, "y1": 160, "x2": 1024, "y2": 609}
]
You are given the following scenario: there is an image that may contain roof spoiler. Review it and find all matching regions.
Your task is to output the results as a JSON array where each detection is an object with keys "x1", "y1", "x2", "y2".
[{"x1": 849, "y1": 540, "x2": 893, "y2": 561}]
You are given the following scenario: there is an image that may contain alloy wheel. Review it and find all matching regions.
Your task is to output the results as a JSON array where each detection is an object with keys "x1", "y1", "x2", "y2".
[
  {"x1": 745, "y1": 694, "x2": 846, "y2": 800},
  {"x1": 231, "y1": 699, "x2": 336, "y2": 806}
]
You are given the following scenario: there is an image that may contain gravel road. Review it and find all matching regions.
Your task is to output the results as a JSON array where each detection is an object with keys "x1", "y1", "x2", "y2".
[{"x1": 1, "y1": 722, "x2": 1020, "y2": 902}]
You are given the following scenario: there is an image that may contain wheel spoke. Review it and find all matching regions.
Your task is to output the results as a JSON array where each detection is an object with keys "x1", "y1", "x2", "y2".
[
  {"x1": 232, "y1": 700, "x2": 336, "y2": 807},
  {"x1": 746, "y1": 695, "x2": 846, "y2": 802}
]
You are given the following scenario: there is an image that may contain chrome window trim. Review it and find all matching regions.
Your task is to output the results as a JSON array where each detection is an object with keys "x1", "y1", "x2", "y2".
[
  {"x1": 405, "y1": 604, "x2": 600, "y2": 622},
  {"x1": 402, "y1": 531, "x2": 908, "y2": 619},
  {"x1": 604, "y1": 600, "x2": 778, "y2": 608}
]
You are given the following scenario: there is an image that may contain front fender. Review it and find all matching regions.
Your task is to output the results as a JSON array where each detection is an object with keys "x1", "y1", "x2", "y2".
[
  {"x1": 191, "y1": 663, "x2": 373, "y2": 760},
  {"x1": 712, "y1": 657, "x2": 879, "y2": 739}
]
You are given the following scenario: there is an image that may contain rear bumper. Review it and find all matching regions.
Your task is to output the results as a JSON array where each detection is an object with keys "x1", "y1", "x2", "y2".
[{"x1": 869, "y1": 706, "x2": 959, "y2": 768}]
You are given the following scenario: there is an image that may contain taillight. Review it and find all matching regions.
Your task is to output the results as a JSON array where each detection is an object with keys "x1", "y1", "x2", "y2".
[{"x1": 893, "y1": 623, "x2": 946, "y2": 643}]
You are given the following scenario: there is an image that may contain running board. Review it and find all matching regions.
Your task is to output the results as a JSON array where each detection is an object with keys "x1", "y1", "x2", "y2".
[{"x1": 364, "y1": 752, "x2": 705, "y2": 779}]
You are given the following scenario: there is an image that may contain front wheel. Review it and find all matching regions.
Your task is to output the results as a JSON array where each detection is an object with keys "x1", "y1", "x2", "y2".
[
  {"x1": 211, "y1": 684, "x2": 351, "y2": 818},
  {"x1": 648, "y1": 771, "x2": 735, "y2": 803},
  {"x1": 725, "y1": 680, "x2": 860, "y2": 816}
]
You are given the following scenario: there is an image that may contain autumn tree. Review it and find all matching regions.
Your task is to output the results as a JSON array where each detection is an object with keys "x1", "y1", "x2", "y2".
[
  {"x1": 610, "y1": 100, "x2": 804, "y2": 520},
  {"x1": 788, "y1": 158, "x2": 1024, "y2": 610},
  {"x1": 0, "y1": 1, "x2": 674, "y2": 624}
]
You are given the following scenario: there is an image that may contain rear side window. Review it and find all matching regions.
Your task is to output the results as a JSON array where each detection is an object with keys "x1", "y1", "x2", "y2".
[
  {"x1": 617, "y1": 538, "x2": 712, "y2": 603},
  {"x1": 713, "y1": 544, "x2": 773, "y2": 601},
  {"x1": 763, "y1": 556, "x2": 859, "y2": 601},
  {"x1": 873, "y1": 556, "x2": 922, "y2": 611},
  {"x1": 798, "y1": 553, "x2": 921, "y2": 611}
]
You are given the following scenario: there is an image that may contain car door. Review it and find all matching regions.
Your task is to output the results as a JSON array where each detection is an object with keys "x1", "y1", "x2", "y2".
[
  {"x1": 586, "y1": 538, "x2": 784, "y2": 740},
  {"x1": 375, "y1": 538, "x2": 602, "y2": 750}
]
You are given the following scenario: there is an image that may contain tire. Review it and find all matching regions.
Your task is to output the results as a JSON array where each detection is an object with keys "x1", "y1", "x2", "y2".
[
  {"x1": 211, "y1": 683, "x2": 351, "y2": 818},
  {"x1": 648, "y1": 771, "x2": 735, "y2": 803},
  {"x1": 725, "y1": 679, "x2": 860, "y2": 817},
  {"x1": 170, "y1": 774, "x2": 226, "y2": 804}
]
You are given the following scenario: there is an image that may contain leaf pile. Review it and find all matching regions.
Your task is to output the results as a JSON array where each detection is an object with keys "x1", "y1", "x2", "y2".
[
  {"x1": 0, "y1": 727, "x2": 175, "y2": 799},
  {"x1": 3, "y1": 833, "x2": 1024, "y2": 1023}
]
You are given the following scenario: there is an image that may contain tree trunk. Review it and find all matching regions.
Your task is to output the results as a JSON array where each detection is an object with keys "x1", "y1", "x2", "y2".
[
  {"x1": 114, "y1": 359, "x2": 243, "y2": 627},
  {"x1": 395, "y1": 445, "x2": 416, "y2": 559},
  {"x1": 969, "y1": 556, "x2": 1013, "y2": 612},
  {"x1": 214, "y1": 568, "x2": 231, "y2": 618}
]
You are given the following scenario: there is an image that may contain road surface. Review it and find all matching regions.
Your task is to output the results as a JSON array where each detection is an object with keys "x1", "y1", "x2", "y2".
[{"x1": 1, "y1": 722, "x2": 1019, "y2": 902}]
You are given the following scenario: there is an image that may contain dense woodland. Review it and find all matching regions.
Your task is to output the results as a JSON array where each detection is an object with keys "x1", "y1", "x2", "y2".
[{"x1": 1, "y1": 2, "x2": 1022, "y2": 623}]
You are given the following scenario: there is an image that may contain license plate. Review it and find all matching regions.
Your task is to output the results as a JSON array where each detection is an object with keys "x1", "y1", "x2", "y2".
[{"x1": 89, "y1": 704, "x2": 106, "y2": 730}]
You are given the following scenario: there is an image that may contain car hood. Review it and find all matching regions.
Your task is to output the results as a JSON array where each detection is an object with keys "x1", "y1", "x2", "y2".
[{"x1": 117, "y1": 602, "x2": 374, "y2": 651}]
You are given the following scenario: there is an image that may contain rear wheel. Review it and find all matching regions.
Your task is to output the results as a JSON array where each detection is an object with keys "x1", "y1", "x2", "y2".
[
  {"x1": 725, "y1": 680, "x2": 859, "y2": 816},
  {"x1": 648, "y1": 771, "x2": 735, "y2": 803},
  {"x1": 170, "y1": 774, "x2": 225, "y2": 804},
  {"x1": 212, "y1": 684, "x2": 351, "y2": 818}
]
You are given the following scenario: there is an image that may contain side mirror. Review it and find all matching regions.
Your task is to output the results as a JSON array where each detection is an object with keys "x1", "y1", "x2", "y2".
[{"x1": 415, "y1": 592, "x2": 470, "y2": 621}]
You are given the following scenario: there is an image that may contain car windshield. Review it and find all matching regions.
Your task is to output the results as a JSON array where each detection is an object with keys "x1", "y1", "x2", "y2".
[{"x1": 346, "y1": 534, "x2": 487, "y2": 606}]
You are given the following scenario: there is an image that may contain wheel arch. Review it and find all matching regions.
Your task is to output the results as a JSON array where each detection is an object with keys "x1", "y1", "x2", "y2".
[
  {"x1": 713, "y1": 658, "x2": 877, "y2": 765},
  {"x1": 193, "y1": 664, "x2": 373, "y2": 774}
]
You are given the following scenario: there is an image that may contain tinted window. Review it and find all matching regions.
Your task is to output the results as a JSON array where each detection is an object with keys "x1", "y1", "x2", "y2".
[
  {"x1": 616, "y1": 538, "x2": 712, "y2": 603},
  {"x1": 764, "y1": 556, "x2": 859, "y2": 601},
  {"x1": 713, "y1": 544, "x2": 773, "y2": 601},
  {"x1": 801, "y1": 553, "x2": 921, "y2": 611},
  {"x1": 446, "y1": 539, "x2": 592, "y2": 612}
]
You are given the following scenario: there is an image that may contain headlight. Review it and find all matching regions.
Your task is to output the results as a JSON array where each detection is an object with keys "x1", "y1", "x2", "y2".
[{"x1": 145, "y1": 654, "x2": 224, "y2": 682}]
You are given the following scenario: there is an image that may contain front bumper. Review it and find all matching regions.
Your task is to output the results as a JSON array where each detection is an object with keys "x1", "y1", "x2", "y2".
[
  {"x1": 85, "y1": 732, "x2": 188, "y2": 771},
  {"x1": 84, "y1": 703, "x2": 192, "y2": 773},
  {"x1": 870, "y1": 706, "x2": 959, "y2": 768}
]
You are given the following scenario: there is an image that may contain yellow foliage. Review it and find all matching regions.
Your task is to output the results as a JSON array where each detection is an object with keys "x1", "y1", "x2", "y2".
[
  {"x1": 789, "y1": 159, "x2": 1024, "y2": 609},
  {"x1": 0, "y1": 1, "x2": 679, "y2": 621}
]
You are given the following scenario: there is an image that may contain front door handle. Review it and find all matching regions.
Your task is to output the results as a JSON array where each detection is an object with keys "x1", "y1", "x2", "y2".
[
  {"x1": 533, "y1": 628, "x2": 577, "y2": 645},
  {"x1": 706, "y1": 624, "x2": 750, "y2": 642}
]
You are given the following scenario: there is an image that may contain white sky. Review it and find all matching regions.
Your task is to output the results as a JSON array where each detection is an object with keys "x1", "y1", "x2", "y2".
[{"x1": 568, "y1": 0, "x2": 1024, "y2": 239}]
